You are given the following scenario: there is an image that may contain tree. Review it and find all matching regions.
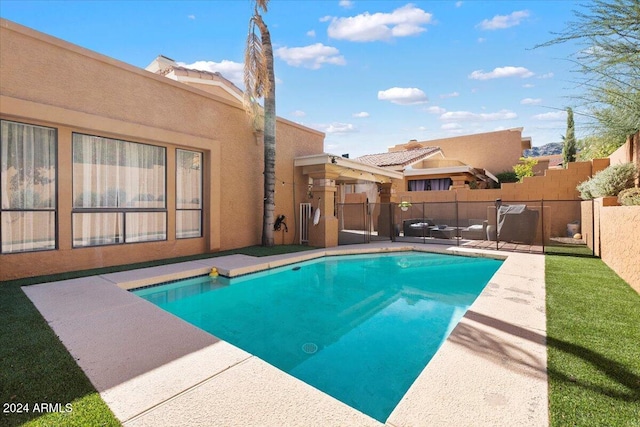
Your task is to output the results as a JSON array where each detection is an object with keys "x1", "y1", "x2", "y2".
[
  {"x1": 562, "y1": 107, "x2": 577, "y2": 167},
  {"x1": 513, "y1": 157, "x2": 538, "y2": 182},
  {"x1": 244, "y1": 0, "x2": 276, "y2": 246},
  {"x1": 536, "y1": 0, "x2": 640, "y2": 147}
]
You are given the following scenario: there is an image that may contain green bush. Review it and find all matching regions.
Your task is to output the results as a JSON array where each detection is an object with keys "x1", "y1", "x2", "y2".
[
  {"x1": 496, "y1": 171, "x2": 519, "y2": 186},
  {"x1": 618, "y1": 187, "x2": 640, "y2": 206},
  {"x1": 577, "y1": 162, "x2": 637, "y2": 200}
]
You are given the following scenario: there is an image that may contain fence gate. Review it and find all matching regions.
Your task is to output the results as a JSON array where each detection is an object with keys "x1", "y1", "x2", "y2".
[
  {"x1": 299, "y1": 203, "x2": 311, "y2": 244},
  {"x1": 336, "y1": 202, "x2": 393, "y2": 245}
]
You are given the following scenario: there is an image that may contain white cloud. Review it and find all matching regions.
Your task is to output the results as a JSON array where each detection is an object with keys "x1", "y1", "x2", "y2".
[
  {"x1": 378, "y1": 87, "x2": 428, "y2": 105},
  {"x1": 307, "y1": 30, "x2": 316, "y2": 37},
  {"x1": 339, "y1": 0, "x2": 354, "y2": 8},
  {"x1": 179, "y1": 59, "x2": 244, "y2": 87},
  {"x1": 418, "y1": 126, "x2": 428, "y2": 131},
  {"x1": 320, "y1": 15, "x2": 332, "y2": 23},
  {"x1": 327, "y1": 4, "x2": 433, "y2": 42},
  {"x1": 455, "y1": 1, "x2": 463, "y2": 8},
  {"x1": 478, "y1": 37, "x2": 486, "y2": 43},
  {"x1": 291, "y1": 110, "x2": 306, "y2": 117},
  {"x1": 521, "y1": 98, "x2": 542, "y2": 105},
  {"x1": 468, "y1": 66, "x2": 534, "y2": 80},
  {"x1": 532, "y1": 111, "x2": 566, "y2": 121},
  {"x1": 439, "y1": 91, "x2": 459, "y2": 99},
  {"x1": 477, "y1": 10, "x2": 529, "y2": 30},
  {"x1": 440, "y1": 109, "x2": 517, "y2": 121},
  {"x1": 187, "y1": 14, "x2": 196, "y2": 20},
  {"x1": 275, "y1": 43, "x2": 346, "y2": 69},
  {"x1": 426, "y1": 106, "x2": 446, "y2": 114},
  {"x1": 353, "y1": 111, "x2": 370, "y2": 118},
  {"x1": 538, "y1": 72, "x2": 554, "y2": 79},
  {"x1": 523, "y1": 83, "x2": 535, "y2": 88},
  {"x1": 325, "y1": 122, "x2": 358, "y2": 133}
]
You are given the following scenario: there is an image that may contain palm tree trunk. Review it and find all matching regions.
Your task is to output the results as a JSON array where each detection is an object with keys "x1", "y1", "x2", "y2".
[{"x1": 253, "y1": 13, "x2": 276, "y2": 247}]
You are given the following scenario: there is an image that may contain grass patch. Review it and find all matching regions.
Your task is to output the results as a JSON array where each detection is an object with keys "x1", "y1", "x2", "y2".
[
  {"x1": 0, "y1": 280, "x2": 120, "y2": 426},
  {"x1": 544, "y1": 243, "x2": 594, "y2": 257},
  {"x1": 546, "y1": 255, "x2": 640, "y2": 427},
  {"x1": 0, "y1": 244, "x2": 315, "y2": 426}
]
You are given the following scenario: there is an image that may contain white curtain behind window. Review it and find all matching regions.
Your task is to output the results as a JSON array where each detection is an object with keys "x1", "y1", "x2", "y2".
[
  {"x1": 1, "y1": 121, "x2": 56, "y2": 253},
  {"x1": 72, "y1": 133, "x2": 166, "y2": 246}
]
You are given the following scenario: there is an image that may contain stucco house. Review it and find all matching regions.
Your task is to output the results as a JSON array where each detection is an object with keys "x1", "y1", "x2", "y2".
[
  {"x1": 355, "y1": 128, "x2": 532, "y2": 192},
  {"x1": 0, "y1": 19, "x2": 330, "y2": 280}
]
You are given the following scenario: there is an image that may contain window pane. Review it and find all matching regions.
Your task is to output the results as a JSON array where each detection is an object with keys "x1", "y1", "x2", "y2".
[
  {"x1": 73, "y1": 212, "x2": 123, "y2": 247},
  {"x1": 123, "y1": 140, "x2": 165, "y2": 208},
  {"x1": 73, "y1": 134, "x2": 165, "y2": 208},
  {"x1": 1, "y1": 121, "x2": 56, "y2": 210},
  {"x1": 1, "y1": 211, "x2": 55, "y2": 253},
  {"x1": 177, "y1": 150, "x2": 202, "y2": 209},
  {"x1": 176, "y1": 210, "x2": 202, "y2": 239},
  {"x1": 125, "y1": 212, "x2": 166, "y2": 242}
]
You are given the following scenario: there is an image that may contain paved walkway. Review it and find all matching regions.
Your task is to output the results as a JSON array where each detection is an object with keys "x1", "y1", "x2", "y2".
[{"x1": 23, "y1": 243, "x2": 548, "y2": 426}]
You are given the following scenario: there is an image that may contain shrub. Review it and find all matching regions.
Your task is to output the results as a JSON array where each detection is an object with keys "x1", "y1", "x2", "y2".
[
  {"x1": 513, "y1": 157, "x2": 538, "y2": 182},
  {"x1": 496, "y1": 171, "x2": 518, "y2": 184},
  {"x1": 577, "y1": 162, "x2": 638, "y2": 200},
  {"x1": 618, "y1": 187, "x2": 640, "y2": 206}
]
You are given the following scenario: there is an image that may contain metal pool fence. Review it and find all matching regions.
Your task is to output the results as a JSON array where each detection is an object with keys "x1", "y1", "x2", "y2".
[{"x1": 335, "y1": 199, "x2": 594, "y2": 256}]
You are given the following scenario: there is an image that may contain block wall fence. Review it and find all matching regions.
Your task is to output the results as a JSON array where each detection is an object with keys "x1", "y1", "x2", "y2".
[{"x1": 584, "y1": 131, "x2": 640, "y2": 294}]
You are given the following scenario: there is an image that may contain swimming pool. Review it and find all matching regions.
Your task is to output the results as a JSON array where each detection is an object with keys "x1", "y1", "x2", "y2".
[{"x1": 133, "y1": 251, "x2": 502, "y2": 422}]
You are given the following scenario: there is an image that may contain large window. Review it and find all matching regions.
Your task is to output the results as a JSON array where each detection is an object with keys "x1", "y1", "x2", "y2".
[
  {"x1": 1, "y1": 120, "x2": 57, "y2": 253},
  {"x1": 176, "y1": 149, "x2": 202, "y2": 238},
  {"x1": 72, "y1": 133, "x2": 166, "y2": 247}
]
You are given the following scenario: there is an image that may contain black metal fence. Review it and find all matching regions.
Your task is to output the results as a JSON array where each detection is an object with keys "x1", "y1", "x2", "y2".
[{"x1": 336, "y1": 200, "x2": 594, "y2": 256}]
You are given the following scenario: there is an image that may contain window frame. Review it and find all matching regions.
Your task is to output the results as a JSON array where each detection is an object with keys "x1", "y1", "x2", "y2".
[
  {"x1": 71, "y1": 132, "x2": 168, "y2": 248},
  {"x1": 0, "y1": 119, "x2": 58, "y2": 254},
  {"x1": 175, "y1": 148, "x2": 203, "y2": 239}
]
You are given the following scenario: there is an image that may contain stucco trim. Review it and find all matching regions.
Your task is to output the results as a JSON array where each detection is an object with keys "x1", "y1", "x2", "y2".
[{"x1": 0, "y1": 95, "x2": 217, "y2": 149}]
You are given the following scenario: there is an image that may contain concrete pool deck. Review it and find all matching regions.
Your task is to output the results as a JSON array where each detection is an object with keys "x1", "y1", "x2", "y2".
[{"x1": 23, "y1": 243, "x2": 548, "y2": 426}]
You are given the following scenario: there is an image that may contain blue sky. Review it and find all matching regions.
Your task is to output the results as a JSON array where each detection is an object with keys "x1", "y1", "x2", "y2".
[{"x1": 1, "y1": 1, "x2": 587, "y2": 157}]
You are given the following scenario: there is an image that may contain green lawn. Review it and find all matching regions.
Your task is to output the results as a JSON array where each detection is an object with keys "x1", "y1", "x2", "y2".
[
  {"x1": 546, "y1": 255, "x2": 640, "y2": 427},
  {"x1": 2, "y1": 246, "x2": 638, "y2": 426}
]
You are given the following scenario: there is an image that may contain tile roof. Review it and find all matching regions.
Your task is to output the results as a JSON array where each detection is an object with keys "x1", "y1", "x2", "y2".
[
  {"x1": 354, "y1": 146, "x2": 441, "y2": 168},
  {"x1": 535, "y1": 154, "x2": 564, "y2": 167}
]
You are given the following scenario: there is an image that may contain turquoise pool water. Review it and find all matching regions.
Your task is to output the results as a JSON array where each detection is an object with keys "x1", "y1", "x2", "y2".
[{"x1": 133, "y1": 252, "x2": 502, "y2": 422}]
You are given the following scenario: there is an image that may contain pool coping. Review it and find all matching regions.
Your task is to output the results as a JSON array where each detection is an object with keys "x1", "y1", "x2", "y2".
[{"x1": 22, "y1": 243, "x2": 548, "y2": 426}]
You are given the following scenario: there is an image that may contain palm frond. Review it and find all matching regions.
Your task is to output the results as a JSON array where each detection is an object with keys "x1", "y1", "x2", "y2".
[
  {"x1": 255, "y1": 0, "x2": 269, "y2": 13},
  {"x1": 243, "y1": 19, "x2": 269, "y2": 130}
]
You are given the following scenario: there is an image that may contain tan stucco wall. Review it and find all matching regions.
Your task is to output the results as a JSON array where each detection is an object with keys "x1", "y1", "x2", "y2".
[
  {"x1": 0, "y1": 19, "x2": 324, "y2": 280},
  {"x1": 599, "y1": 206, "x2": 640, "y2": 294},
  {"x1": 390, "y1": 128, "x2": 527, "y2": 175}
]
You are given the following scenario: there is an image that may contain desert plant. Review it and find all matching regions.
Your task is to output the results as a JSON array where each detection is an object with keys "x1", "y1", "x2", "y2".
[
  {"x1": 513, "y1": 157, "x2": 538, "y2": 182},
  {"x1": 562, "y1": 107, "x2": 577, "y2": 167},
  {"x1": 618, "y1": 187, "x2": 640, "y2": 206},
  {"x1": 577, "y1": 162, "x2": 638, "y2": 199}
]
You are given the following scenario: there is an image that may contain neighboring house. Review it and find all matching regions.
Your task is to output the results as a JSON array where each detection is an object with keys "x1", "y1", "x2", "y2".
[
  {"x1": 0, "y1": 19, "x2": 328, "y2": 280},
  {"x1": 532, "y1": 154, "x2": 564, "y2": 175},
  {"x1": 388, "y1": 128, "x2": 533, "y2": 179},
  {"x1": 355, "y1": 131, "x2": 520, "y2": 191}
]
